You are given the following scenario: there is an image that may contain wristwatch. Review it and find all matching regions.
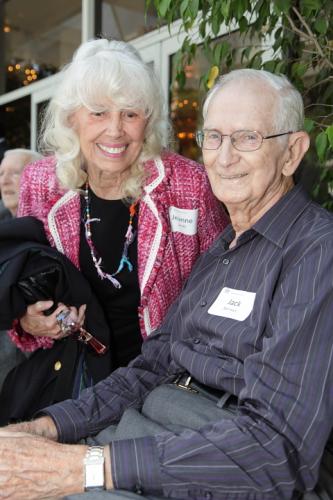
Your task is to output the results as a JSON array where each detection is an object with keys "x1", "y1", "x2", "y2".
[{"x1": 84, "y1": 446, "x2": 105, "y2": 491}]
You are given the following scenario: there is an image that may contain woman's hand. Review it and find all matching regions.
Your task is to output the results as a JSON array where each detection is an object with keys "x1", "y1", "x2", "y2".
[{"x1": 19, "y1": 301, "x2": 86, "y2": 339}]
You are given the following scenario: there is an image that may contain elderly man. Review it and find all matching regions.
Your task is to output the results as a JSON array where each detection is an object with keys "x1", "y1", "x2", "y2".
[
  {"x1": 0, "y1": 148, "x2": 42, "y2": 220},
  {"x1": 1, "y1": 69, "x2": 332, "y2": 500}
]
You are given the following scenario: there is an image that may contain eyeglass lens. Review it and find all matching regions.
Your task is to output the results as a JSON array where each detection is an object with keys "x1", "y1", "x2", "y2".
[{"x1": 198, "y1": 130, "x2": 263, "y2": 151}]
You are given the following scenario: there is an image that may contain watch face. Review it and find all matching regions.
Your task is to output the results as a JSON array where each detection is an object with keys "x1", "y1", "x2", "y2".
[{"x1": 84, "y1": 446, "x2": 105, "y2": 490}]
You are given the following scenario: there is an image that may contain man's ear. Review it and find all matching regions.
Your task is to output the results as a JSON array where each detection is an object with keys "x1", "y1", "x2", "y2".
[{"x1": 282, "y1": 131, "x2": 310, "y2": 176}]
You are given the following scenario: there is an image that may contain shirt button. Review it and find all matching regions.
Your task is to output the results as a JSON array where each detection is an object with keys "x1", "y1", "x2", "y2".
[
  {"x1": 193, "y1": 338, "x2": 200, "y2": 344},
  {"x1": 135, "y1": 485, "x2": 143, "y2": 495},
  {"x1": 222, "y1": 258, "x2": 230, "y2": 265},
  {"x1": 200, "y1": 300, "x2": 207, "y2": 307},
  {"x1": 54, "y1": 361, "x2": 62, "y2": 371}
]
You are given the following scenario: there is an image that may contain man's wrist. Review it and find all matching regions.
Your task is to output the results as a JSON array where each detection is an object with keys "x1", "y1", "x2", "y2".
[{"x1": 104, "y1": 445, "x2": 113, "y2": 490}]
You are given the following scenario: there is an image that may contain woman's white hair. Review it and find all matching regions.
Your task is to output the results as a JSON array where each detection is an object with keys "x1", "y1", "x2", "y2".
[
  {"x1": 39, "y1": 38, "x2": 170, "y2": 199},
  {"x1": 203, "y1": 68, "x2": 304, "y2": 134}
]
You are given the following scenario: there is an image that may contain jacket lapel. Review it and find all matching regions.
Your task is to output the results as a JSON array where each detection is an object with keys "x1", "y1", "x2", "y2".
[
  {"x1": 47, "y1": 190, "x2": 81, "y2": 268},
  {"x1": 138, "y1": 156, "x2": 169, "y2": 297}
]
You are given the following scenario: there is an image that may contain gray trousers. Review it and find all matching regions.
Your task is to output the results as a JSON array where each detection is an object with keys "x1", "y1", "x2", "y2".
[{"x1": 64, "y1": 384, "x2": 332, "y2": 500}]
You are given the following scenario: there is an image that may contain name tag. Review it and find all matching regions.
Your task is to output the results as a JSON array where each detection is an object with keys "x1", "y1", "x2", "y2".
[
  {"x1": 208, "y1": 287, "x2": 256, "y2": 321},
  {"x1": 169, "y1": 206, "x2": 198, "y2": 235}
]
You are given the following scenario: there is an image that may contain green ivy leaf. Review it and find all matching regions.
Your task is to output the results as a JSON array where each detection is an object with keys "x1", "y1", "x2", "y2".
[
  {"x1": 158, "y1": 0, "x2": 173, "y2": 17},
  {"x1": 213, "y1": 41, "x2": 230, "y2": 65},
  {"x1": 221, "y1": 0, "x2": 231, "y2": 19},
  {"x1": 238, "y1": 15, "x2": 249, "y2": 32},
  {"x1": 176, "y1": 69, "x2": 186, "y2": 89},
  {"x1": 315, "y1": 131, "x2": 328, "y2": 162},
  {"x1": 300, "y1": 0, "x2": 321, "y2": 11},
  {"x1": 314, "y1": 17, "x2": 328, "y2": 34},
  {"x1": 241, "y1": 46, "x2": 252, "y2": 63},
  {"x1": 234, "y1": 0, "x2": 248, "y2": 19},
  {"x1": 273, "y1": 0, "x2": 291, "y2": 13},
  {"x1": 199, "y1": 19, "x2": 207, "y2": 38},
  {"x1": 212, "y1": 14, "x2": 221, "y2": 35},
  {"x1": 188, "y1": 0, "x2": 199, "y2": 20},
  {"x1": 326, "y1": 125, "x2": 333, "y2": 148},
  {"x1": 304, "y1": 118, "x2": 315, "y2": 133},
  {"x1": 254, "y1": 0, "x2": 264, "y2": 13},
  {"x1": 263, "y1": 60, "x2": 276, "y2": 72},
  {"x1": 275, "y1": 60, "x2": 287, "y2": 73},
  {"x1": 180, "y1": 0, "x2": 190, "y2": 18},
  {"x1": 274, "y1": 26, "x2": 283, "y2": 40},
  {"x1": 291, "y1": 62, "x2": 308, "y2": 78}
]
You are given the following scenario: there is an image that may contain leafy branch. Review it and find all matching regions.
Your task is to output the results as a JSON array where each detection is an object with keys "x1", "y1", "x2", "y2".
[{"x1": 147, "y1": 0, "x2": 333, "y2": 207}]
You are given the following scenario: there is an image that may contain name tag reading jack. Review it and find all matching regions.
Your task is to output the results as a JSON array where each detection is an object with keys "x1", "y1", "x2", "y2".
[{"x1": 208, "y1": 287, "x2": 256, "y2": 321}]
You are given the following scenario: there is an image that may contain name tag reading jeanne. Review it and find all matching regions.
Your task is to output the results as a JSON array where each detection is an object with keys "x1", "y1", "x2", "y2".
[
  {"x1": 208, "y1": 287, "x2": 256, "y2": 321},
  {"x1": 169, "y1": 206, "x2": 198, "y2": 236}
]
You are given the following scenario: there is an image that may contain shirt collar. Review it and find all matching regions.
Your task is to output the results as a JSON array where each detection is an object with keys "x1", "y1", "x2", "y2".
[
  {"x1": 253, "y1": 183, "x2": 312, "y2": 248},
  {"x1": 215, "y1": 184, "x2": 311, "y2": 253}
]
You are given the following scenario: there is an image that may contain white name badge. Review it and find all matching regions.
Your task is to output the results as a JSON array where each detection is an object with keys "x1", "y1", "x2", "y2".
[
  {"x1": 169, "y1": 206, "x2": 198, "y2": 236},
  {"x1": 208, "y1": 287, "x2": 256, "y2": 321}
]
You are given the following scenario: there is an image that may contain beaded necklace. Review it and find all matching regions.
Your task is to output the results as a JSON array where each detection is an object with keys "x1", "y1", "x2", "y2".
[{"x1": 83, "y1": 181, "x2": 137, "y2": 289}]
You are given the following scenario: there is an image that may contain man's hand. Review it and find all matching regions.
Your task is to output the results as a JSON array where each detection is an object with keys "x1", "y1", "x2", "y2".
[
  {"x1": 1, "y1": 418, "x2": 114, "y2": 497},
  {"x1": 5, "y1": 416, "x2": 59, "y2": 441},
  {"x1": 20, "y1": 301, "x2": 86, "y2": 339},
  {"x1": 0, "y1": 431, "x2": 87, "y2": 499}
]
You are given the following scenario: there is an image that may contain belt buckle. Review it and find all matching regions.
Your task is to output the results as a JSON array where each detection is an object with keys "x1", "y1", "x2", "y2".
[{"x1": 174, "y1": 374, "x2": 198, "y2": 393}]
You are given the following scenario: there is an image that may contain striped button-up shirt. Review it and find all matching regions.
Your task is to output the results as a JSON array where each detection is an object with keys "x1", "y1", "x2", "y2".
[{"x1": 46, "y1": 184, "x2": 333, "y2": 499}]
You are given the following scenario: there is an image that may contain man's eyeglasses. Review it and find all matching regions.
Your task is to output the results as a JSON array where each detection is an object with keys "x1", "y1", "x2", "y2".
[{"x1": 195, "y1": 129, "x2": 294, "y2": 152}]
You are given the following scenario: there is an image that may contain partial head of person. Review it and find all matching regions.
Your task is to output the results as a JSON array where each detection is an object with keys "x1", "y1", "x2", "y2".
[
  {"x1": 196, "y1": 68, "x2": 310, "y2": 224},
  {"x1": 0, "y1": 149, "x2": 42, "y2": 216},
  {"x1": 40, "y1": 38, "x2": 169, "y2": 200}
]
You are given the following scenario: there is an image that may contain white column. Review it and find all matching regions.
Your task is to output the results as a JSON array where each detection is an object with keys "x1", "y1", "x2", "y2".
[{"x1": 82, "y1": 0, "x2": 96, "y2": 42}]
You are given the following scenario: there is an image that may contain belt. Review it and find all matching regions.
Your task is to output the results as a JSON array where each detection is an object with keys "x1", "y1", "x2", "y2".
[{"x1": 173, "y1": 373, "x2": 238, "y2": 411}]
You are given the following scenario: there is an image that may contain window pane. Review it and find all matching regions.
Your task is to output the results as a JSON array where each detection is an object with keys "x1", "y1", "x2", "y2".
[
  {"x1": 169, "y1": 31, "x2": 255, "y2": 161},
  {"x1": 0, "y1": 97, "x2": 30, "y2": 148},
  {"x1": 1, "y1": 0, "x2": 81, "y2": 94},
  {"x1": 100, "y1": 0, "x2": 160, "y2": 41},
  {"x1": 169, "y1": 51, "x2": 207, "y2": 162}
]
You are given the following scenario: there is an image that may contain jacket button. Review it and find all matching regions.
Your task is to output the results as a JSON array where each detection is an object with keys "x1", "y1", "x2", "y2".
[
  {"x1": 200, "y1": 300, "x2": 207, "y2": 307},
  {"x1": 54, "y1": 361, "x2": 62, "y2": 371},
  {"x1": 222, "y1": 258, "x2": 230, "y2": 265},
  {"x1": 193, "y1": 338, "x2": 200, "y2": 344}
]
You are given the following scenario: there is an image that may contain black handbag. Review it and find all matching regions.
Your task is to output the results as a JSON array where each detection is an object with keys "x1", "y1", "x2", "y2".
[{"x1": 0, "y1": 217, "x2": 112, "y2": 424}]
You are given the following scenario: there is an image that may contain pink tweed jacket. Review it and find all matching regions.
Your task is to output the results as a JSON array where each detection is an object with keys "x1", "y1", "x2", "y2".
[{"x1": 10, "y1": 150, "x2": 228, "y2": 351}]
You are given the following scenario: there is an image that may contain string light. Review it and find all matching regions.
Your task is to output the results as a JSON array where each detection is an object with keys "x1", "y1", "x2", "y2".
[{"x1": 6, "y1": 61, "x2": 39, "y2": 86}]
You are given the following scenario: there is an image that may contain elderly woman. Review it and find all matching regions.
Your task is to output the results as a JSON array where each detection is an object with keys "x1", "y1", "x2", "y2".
[{"x1": 1, "y1": 38, "x2": 227, "y2": 421}]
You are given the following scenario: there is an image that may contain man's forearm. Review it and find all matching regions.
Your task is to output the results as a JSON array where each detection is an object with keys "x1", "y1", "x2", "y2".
[{"x1": 6, "y1": 416, "x2": 58, "y2": 441}]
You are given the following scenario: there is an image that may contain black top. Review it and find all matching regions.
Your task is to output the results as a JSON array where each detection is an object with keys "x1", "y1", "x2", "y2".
[{"x1": 79, "y1": 188, "x2": 142, "y2": 369}]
